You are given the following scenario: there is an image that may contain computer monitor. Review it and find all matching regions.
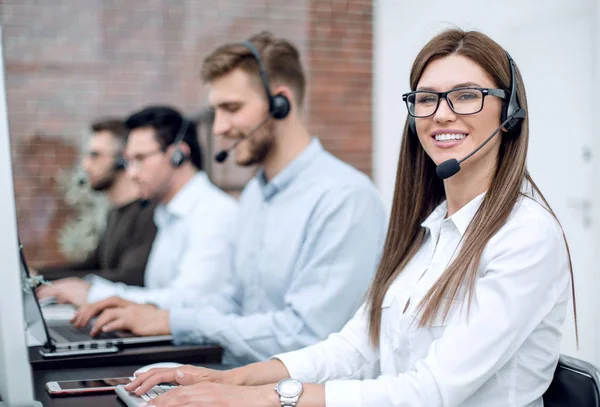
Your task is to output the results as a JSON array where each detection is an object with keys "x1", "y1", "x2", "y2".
[{"x1": 0, "y1": 27, "x2": 42, "y2": 407}]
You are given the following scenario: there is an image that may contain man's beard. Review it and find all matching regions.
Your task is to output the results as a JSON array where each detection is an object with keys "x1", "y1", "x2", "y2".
[
  {"x1": 237, "y1": 121, "x2": 275, "y2": 167},
  {"x1": 90, "y1": 171, "x2": 117, "y2": 191}
]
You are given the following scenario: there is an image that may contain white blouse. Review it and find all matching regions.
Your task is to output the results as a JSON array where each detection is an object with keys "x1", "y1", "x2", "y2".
[{"x1": 275, "y1": 192, "x2": 571, "y2": 407}]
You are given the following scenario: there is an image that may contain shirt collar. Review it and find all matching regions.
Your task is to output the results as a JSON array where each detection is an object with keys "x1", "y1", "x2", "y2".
[
  {"x1": 154, "y1": 172, "x2": 210, "y2": 227},
  {"x1": 421, "y1": 191, "x2": 487, "y2": 237},
  {"x1": 449, "y1": 191, "x2": 487, "y2": 235},
  {"x1": 256, "y1": 137, "x2": 323, "y2": 201}
]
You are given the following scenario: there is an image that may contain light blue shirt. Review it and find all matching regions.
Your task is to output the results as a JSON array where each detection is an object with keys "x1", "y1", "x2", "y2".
[
  {"x1": 170, "y1": 139, "x2": 388, "y2": 365},
  {"x1": 87, "y1": 172, "x2": 238, "y2": 308}
]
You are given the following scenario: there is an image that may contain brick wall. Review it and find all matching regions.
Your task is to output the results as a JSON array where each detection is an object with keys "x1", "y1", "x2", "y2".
[{"x1": 0, "y1": 0, "x2": 373, "y2": 267}]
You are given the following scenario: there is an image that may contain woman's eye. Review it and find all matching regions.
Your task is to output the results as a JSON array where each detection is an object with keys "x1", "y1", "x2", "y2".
[
  {"x1": 416, "y1": 95, "x2": 437, "y2": 104},
  {"x1": 454, "y1": 91, "x2": 480, "y2": 101}
]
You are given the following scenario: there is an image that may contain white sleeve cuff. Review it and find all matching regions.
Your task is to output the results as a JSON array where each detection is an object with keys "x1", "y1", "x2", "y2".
[
  {"x1": 85, "y1": 274, "x2": 117, "y2": 303},
  {"x1": 271, "y1": 349, "x2": 319, "y2": 383},
  {"x1": 325, "y1": 380, "x2": 363, "y2": 407}
]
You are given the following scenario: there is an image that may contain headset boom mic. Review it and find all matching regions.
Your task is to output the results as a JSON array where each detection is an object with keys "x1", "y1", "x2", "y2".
[
  {"x1": 436, "y1": 158, "x2": 461, "y2": 180},
  {"x1": 214, "y1": 150, "x2": 229, "y2": 163}
]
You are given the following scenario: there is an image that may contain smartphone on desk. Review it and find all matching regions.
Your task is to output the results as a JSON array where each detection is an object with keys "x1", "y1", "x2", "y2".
[{"x1": 46, "y1": 377, "x2": 133, "y2": 396}]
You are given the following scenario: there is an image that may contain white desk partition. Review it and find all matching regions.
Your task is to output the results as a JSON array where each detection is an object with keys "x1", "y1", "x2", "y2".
[{"x1": 0, "y1": 25, "x2": 42, "y2": 407}]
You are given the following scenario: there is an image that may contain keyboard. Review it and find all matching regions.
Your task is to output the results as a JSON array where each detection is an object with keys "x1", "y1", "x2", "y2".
[
  {"x1": 50, "y1": 324, "x2": 119, "y2": 342},
  {"x1": 115, "y1": 383, "x2": 177, "y2": 406}
]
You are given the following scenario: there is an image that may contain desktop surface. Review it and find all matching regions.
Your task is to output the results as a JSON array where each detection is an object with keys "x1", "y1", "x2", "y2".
[
  {"x1": 33, "y1": 362, "x2": 228, "y2": 407},
  {"x1": 30, "y1": 343, "x2": 223, "y2": 370}
]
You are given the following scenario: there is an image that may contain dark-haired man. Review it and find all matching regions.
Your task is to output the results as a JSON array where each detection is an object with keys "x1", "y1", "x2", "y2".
[
  {"x1": 40, "y1": 107, "x2": 237, "y2": 309},
  {"x1": 37, "y1": 118, "x2": 157, "y2": 305},
  {"x1": 73, "y1": 33, "x2": 387, "y2": 366}
]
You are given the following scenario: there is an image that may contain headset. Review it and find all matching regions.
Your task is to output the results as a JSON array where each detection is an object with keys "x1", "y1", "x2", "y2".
[
  {"x1": 114, "y1": 154, "x2": 127, "y2": 171},
  {"x1": 240, "y1": 40, "x2": 291, "y2": 120},
  {"x1": 169, "y1": 118, "x2": 191, "y2": 168},
  {"x1": 408, "y1": 51, "x2": 523, "y2": 136}
]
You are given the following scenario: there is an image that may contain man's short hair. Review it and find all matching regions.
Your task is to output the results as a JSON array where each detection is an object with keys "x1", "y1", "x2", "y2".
[
  {"x1": 90, "y1": 118, "x2": 128, "y2": 149},
  {"x1": 201, "y1": 32, "x2": 306, "y2": 107},
  {"x1": 124, "y1": 106, "x2": 203, "y2": 170}
]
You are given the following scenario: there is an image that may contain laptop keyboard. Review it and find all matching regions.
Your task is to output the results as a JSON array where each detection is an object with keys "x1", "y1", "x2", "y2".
[{"x1": 51, "y1": 324, "x2": 119, "y2": 342}]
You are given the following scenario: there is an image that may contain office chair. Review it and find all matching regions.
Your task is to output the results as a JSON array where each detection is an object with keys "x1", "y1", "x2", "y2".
[{"x1": 543, "y1": 354, "x2": 600, "y2": 407}]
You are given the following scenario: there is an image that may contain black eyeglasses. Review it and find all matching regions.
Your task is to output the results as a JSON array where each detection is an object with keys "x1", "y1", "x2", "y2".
[
  {"x1": 125, "y1": 150, "x2": 164, "y2": 168},
  {"x1": 402, "y1": 87, "x2": 507, "y2": 118}
]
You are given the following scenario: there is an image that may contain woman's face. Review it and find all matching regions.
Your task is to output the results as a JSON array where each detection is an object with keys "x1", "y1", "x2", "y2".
[{"x1": 414, "y1": 55, "x2": 505, "y2": 175}]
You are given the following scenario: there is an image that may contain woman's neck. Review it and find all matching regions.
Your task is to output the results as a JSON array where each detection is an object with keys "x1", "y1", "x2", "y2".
[{"x1": 443, "y1": 162, "x2": 495, "y2": 216}]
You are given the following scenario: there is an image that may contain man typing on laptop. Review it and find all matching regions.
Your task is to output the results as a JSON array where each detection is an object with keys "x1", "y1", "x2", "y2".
[
  {"x1": 38, "y1": 106, "x2": 238, "y2": 311},
  {"x1": 71, "y1": 33, "x2": 388, "y2": 367}
]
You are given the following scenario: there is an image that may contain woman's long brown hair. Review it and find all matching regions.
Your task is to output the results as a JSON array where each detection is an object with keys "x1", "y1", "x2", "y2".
[{"x1": 367, "y1": 29, "x2": 576, "y2": 345}]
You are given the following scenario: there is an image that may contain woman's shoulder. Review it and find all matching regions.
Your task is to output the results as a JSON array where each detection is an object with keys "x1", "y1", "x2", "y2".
[
  {"x1": 486, "y1": 194, "x2": 566, "y2": 258},
  {"x1": 510, "y1": 194, "x2": 562, "y2": 232}
]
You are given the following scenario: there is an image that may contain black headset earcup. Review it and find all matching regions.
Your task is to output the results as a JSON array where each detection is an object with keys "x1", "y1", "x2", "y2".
[
  {"x1": 170, "y1": 149, "x2": 186, "y2": 168},
  {"x1": 114, "y1": 156, "x2": 127, "y2": 171},
  {"x1": 500, "y1": 90, "x2": 524, "y2": 134},
  {"x1": 502, "y1": 52, "x2": 525, "y2": 134},
  {"x1": 503, "y1": 116, "x2": 521, "y2": 133},
  {"x1": 270, "y1": 94, "x2": 291, "y2": 120}
]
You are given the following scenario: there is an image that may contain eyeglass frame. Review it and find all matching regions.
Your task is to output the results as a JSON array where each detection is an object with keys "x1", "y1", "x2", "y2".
[
  {"x1": 124, "y1": 149, "x2": 165, "y2": 168},
  {"x1": 401, "y1": 87, "x2": 507, "y2": 118}
]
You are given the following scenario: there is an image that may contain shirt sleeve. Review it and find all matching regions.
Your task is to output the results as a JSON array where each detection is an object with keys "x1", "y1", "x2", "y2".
[
  {"x1": 273, "y1": 303, "x2": 381, "y2": 383},
  {"x1": 169, "y1": 186, "x2": 388, "y2": 363},
  {"x1": 320, "y1": 209, "x2": 571, "y2": 407},
  {"x1": 86, "y1": 202, "x2": 237, "y2": 308},
  {"x1": 41, "y1": 203, "x2": 156, "y2": 286},
  {"x1": 40, "y1": 247, "x2": 101, "y2": 280}
]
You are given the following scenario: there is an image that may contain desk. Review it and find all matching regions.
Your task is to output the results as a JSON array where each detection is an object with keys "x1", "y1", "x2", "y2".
[
  {"x1": 33, "y1": 362, "x2": 227, "y2": 406},
  {"x1": 30, "y1": 344, "x2": 223, "y2": 370}
]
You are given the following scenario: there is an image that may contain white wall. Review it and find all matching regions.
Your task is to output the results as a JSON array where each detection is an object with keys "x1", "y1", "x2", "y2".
[{"x1": 374, "y1": 0, "x2": 600, "y2": 365}]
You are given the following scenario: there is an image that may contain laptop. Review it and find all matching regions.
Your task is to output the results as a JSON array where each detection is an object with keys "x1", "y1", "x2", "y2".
[{"x1": 21, "y1": 247, "x2": 173, "y2": 351}]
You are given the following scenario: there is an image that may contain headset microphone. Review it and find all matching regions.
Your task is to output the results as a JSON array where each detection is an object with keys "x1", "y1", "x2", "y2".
[
  {"x1": 436, "y1": 114, "x2": 522, "y2": 180},
  {"x1": 214, "y1": 116, "x2": 271, "y2": 163}
]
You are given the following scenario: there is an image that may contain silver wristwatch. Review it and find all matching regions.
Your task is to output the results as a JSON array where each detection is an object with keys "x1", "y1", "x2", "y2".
[{"x1": 274, "y1": 378, "x2": 303, "y2": 407}]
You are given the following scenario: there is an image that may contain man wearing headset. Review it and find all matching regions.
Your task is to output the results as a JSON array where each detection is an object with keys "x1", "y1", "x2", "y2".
[
  {"x1": 40, "y1": 107, "x2": 238, "y2": 312},
  {"x1": 36, "y1": 118, "x2": 157, "y2": 305},
  {"x1": 72, "y1": 33, "x2": 387, "y2": 365}
]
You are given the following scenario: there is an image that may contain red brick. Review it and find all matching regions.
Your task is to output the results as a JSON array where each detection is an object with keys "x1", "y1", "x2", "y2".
[{"x1": 1, "y1": 0, "x2": 373, "y2": 265}]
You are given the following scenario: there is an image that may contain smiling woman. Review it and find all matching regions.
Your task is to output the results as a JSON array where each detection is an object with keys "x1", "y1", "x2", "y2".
[{"x1": 123, "y1": 28, "x2": 575, "y2": 407}]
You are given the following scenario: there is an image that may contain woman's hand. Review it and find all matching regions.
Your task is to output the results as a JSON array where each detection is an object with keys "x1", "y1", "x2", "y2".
[
  {"x1": 142, "y1": 381, "x2": 279, "y2": 407},
  {"x1": 126, "y1": 365, "x2": 234, "y2": 396}
]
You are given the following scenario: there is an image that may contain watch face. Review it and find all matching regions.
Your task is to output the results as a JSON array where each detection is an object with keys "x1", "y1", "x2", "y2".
[{"x1": 277, "y1": 379, "x2": 302, "y2": 398}]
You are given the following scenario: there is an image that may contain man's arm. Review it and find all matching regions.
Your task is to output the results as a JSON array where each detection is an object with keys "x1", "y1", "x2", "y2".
[
  {"x1": 84, "y1": 205, "x2": 157, "y2": 286},
  {"x1": 170, "y1": 186, "x2": 388, "y2": 362},
  {"x1": 38, "y1": 245, "x2": 101, "y2": 281},
  {"x1": 39, "y1": 203, "x2": 156, "y2": 285},
  {"x1": 86, "y1": 202, "x2": 236, "y2": 307}
]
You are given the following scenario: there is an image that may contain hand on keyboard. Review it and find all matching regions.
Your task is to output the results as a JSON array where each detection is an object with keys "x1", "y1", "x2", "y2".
[
  {"x1": 126, "y1": 365, "x2": 231, "y2": 396},
  {"x1": 140, "y1": 383, "x2": 178, "y2": 402},
  {"x1": 115, "y1": 383, "x2": 178, "y2": 407}
]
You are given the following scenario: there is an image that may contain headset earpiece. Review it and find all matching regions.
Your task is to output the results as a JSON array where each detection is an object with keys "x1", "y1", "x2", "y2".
[
  {"x1": 241, "y1": 40, "x2": 290, "y2": 120},
  {"x1": 114, "y1": 155, "x2": 127, "y2": 171},
  {"x1": 170, "y1": 119, "x2": 191, "y2": 168},
  {"x1": 501, "y1": 52, "x2": 526, "y2": 134},
  {"x1": 270, "y1": 94, "x2": 291, "y2": 120},
  {"x1": 170, "y1": 148, "x2": 186, "y2": 168}
]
